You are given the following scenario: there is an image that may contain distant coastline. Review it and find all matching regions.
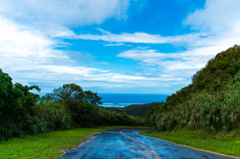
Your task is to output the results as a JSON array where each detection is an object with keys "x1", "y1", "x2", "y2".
[{"x1": 98, "y1": 93, "x2": 169, "y2": 107}]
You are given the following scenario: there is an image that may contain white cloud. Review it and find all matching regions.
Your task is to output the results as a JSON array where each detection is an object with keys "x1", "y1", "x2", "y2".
[
  {"x1": 69, "y1": 29, "x2": 203, "y2": 44},
  {"x1": 0, "y1": 0, "x2": 173, "y2": 92},
  {"x1": 98, "y1": 62, "x2": 109, "y2": 65},
  {"x1": 184, "y1": 0, "x2": 240, "y2": 33},
  {"x1": 0, "y1": 0, "x2": 130, "y2": 39},
  {"x1": 114, "y1": 0, "x2": 240, "y2": 86},
  {"x1": 117, "y1": 48, "x2": 208, "y2": 71},
  {"x1": 0, "y1": 0, "x2": 130, "y2": 26},
  {"x1": 104, "y1": 43, "x2": 132, "y2": 46},
  {"x1": 1, "y1": 0, "x2": 240, "y2": 94},
  {"x1": 183, "y1": 0, "x2": 240, "y2": 50},
  {"x1": 1, "y1": 0, "x2": 167, "y2": 91},
  {"x1": 0, "y1": 17, "x2": 70, "y2": 72},
  {"x1": 0, "y1": 16, "x2": 179, "y2": 91}
]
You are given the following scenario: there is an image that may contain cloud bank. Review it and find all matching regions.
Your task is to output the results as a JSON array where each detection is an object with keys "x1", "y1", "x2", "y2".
[
  {"x1": 114, "y1": 0, "x2": 240, "y2": 85},
  {"x1": 68, "y1": 29, "x2": 203, "y2": 44},
  {"x1": 1, "y1": 0, "x2": 240, "y2": 94},
  {"x1": 0, "y1": 0, "x2": 130, "y2": 26}
]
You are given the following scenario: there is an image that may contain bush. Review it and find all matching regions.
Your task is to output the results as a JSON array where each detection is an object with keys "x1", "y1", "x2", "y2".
[
  {"x1": 147, "y1": 45, "x2": 240, "y2": 132},
  {"x1": 0, "y1": 71, "x2": 145, "y2": 141}
]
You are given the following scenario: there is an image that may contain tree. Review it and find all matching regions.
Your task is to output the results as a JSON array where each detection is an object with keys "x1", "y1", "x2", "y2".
[
  {"x1": 0, "y1": 69, "x2": 40, "y2": 118},
  {"x1": 14, "y1": 83, "x2": 40, "y2": 115},
  {"x1": 42, "y1": 83, "x2": 102, "y2": 106},
  {"x1": 0, "y1": 69, "x2": 22, "y2": 117},
  {"x1": 41, "y1": 83, "x2": 103, "y2": 126},
  {"x1": 83, "y1": 90, "x2": 103, "y2": 105}
]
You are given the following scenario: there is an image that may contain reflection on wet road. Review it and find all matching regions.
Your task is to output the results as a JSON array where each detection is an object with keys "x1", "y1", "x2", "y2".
[{"x1": 59, "y1": 128, "x2": 236, "y2": 159}]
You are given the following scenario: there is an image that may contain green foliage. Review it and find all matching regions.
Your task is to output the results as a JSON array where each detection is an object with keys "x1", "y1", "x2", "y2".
[
  {"x1": 192, "y1": 45, "x2": 240, "y2": 92},
  {"x1": 139, "y1": 126, "x2": 240, "y2": 157},
  {"x1": 163, "y1": 45, "x2": 240, "y2": 111},
  {"x1": 147, "y1": 45, "x2": 240, "y2": 132},
  {"x1": 37, "y1": 102, "x2": 73, "y2": 131},
  {"x1": 0, "y1": 126, "x2": 145, "y2": 159},
  {"x1": 41, "y1": 83, "x2": 102, "y2": 106},
  {"x1": 96, "y1": 108, "x2": 144, "y2": 126},
  {"x1": 40, "y1": 83, "x2": 144, "y2": 127},
  {"x1": 0, "y1": 69, "x2": 23, "y2": 116},
  {"x1": 102, "y1": 102, "x2": 162, "y2": 118},
  {"x1": 0, "y1": 69, "x2": 42, "y2": 140},
  {"x1": 0, "y1": 101, "x2": 73, "y2": 141},
  {"x1": 151, "y1": 91, "x2": 240, "y2": 132},
  {"x1": 13, "y1": 83, "x2": 41, "y2": 115},
  {"x1": 0, "y1": 69, "x2": 41, "y2": 117},
  {"x1": 0, "y1": 71, "x2": 145, "y2": 141}
]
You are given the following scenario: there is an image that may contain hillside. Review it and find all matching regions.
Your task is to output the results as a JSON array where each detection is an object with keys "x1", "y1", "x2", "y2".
[
  {"x1": 146, "y1": 45, "x2": 240, "y2": 132},
  {"x1": 101, "y1": 102, "x2": 162, "y2": 118}
]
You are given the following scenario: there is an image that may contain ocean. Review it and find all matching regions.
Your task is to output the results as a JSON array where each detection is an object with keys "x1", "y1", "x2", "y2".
[{"x1": 98, "y1": 93, "x2": 169, "y2": 107}]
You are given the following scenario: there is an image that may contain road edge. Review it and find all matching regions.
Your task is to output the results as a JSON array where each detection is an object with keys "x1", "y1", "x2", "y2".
[{"x1": 138, "y1": 131, "x2": 240, "y2": 159}]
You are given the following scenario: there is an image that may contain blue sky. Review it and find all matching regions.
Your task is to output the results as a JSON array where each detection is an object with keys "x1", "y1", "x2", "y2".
[{"x1": 0, "y1": 0, "x2": 240, "y2": 95}]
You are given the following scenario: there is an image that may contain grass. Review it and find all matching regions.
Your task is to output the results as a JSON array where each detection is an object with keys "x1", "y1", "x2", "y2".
[
  {"x1": 0, "y1": 126, "x2": 145, "y2": 159},
  {"x1": 139, "y1": 126, "x2": 240, "y2": 158}
]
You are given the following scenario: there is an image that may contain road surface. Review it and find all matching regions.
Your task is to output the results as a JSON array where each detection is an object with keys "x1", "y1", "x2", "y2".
[{"x1": 59, "y1": 128, "x2": 237, "y2": 159}]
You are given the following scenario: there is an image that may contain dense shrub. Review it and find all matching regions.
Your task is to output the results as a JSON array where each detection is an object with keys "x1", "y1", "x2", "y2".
[
  {"x1": 0, "y1": 71, "x2": 145, "y2": 141},
  {"x1": 161, "y1": 45, "x2": 240, "y2": 111},
  {"x1": 148, "y1": 90, "x2": 240, "y2": 132},
  {"x1": 147, "y1": 45, "x2": 240, "y2": 132},
  {"x1": 37, "y1": 102, "x2": 73, "y2": 131}
]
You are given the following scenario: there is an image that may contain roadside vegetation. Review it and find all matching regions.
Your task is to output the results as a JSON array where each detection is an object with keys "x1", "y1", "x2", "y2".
[
  {"x1": 139, "y1": 126, "x2": 240, "y2": 157},
  {"x1": 0, "y1": 70, "x2": 145, "y2": 141},
  {"x1": 0, "y1": 126, "x2": 143, "y2": 159},
  {"x1": 2, "y1": 45, "x2": 240, "y2": 157},
  {"x1": 143, "y1": 45, "x2": 240, "y2": 157},
  {"x1": 146, "y1": 45, "x2": 240, "y2": 132}
]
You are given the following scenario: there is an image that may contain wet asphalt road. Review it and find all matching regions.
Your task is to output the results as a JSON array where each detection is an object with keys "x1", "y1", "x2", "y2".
[{"x1": 59, "y1": 128, "x2": 237, "y2": 159}]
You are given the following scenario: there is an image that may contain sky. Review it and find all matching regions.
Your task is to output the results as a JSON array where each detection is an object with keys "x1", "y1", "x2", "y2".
[{"x1": 0, "y1": 0, "x2": 240, "y2": 95}]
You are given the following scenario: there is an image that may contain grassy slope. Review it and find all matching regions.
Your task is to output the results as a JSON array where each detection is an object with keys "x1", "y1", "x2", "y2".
[
  {"x1": 101, "y1": 107, "x2": 123, "y2": 113},
  {"x1": 124, "y1": 105, "x2": 154, "y2": 117},
  {"x1": 123, "y1": 103, "x2": 160, "y2": 111},
  {"x1": 102, "y1": 102, "x2": 161, "y2": 117},
  {"x1": 139, "y1": 127, "x2": 240, "y2": 157},
  {"x1": 0, "y1": 126, "x2": 144, "y2": 159}
]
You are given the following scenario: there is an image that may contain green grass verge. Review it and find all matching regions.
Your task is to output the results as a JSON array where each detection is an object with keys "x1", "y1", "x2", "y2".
[
  {"x1": 0, "y1": 126, "x2": 145, "y2": 159},
  {"x1": 139, "y1": 126, "x2": 240, "y2": 158}
]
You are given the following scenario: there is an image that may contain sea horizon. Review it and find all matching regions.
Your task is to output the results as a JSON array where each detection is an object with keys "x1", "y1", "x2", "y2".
[{"x1": 98, "y1": 93, "x2": 169, "y2": 107}]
